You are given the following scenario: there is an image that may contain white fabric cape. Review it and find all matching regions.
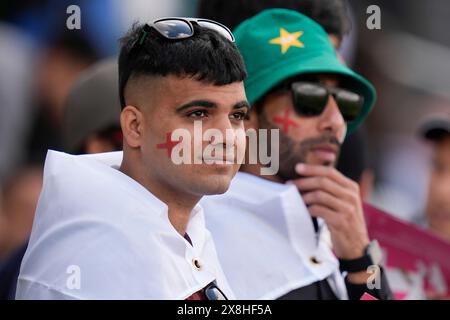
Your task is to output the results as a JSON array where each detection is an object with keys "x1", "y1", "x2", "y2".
[
  {"x1": 16, "y1": 151, "x2": 234, "y2": 300},
  {"x1": 201, "y1": 172, "x2": 348, "y2": 299}
]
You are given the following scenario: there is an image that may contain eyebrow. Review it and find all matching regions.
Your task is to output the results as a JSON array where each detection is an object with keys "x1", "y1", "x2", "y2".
[
  {"x1": 233, "y1": 100, "x2": 251, "y2": 110},
  {"x1": 176, "y1": 100, "x2": 217, "y2": 112},
  {"x1": 176, "y1": 99, "x2": 250, "y2": 112}
]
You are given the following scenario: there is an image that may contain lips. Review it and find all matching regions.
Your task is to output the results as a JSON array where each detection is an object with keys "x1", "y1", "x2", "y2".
[
  {"x1": 202, "y1": 159, "x2": 235, "y2": 165},
  {"x1": 200, "y1": 154, "x2": 236, "y2": 164},
  {"x1": 310, "y1": 143, "x2": 339, "y2": 154},
  {"x1": 309, "y1": 143, "x2": 339, "y2": 162}
]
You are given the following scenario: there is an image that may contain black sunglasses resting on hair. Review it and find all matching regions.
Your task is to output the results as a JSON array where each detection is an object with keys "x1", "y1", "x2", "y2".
[{"x1": 137, "y1": 17, "x2": 235, "y2": 46}]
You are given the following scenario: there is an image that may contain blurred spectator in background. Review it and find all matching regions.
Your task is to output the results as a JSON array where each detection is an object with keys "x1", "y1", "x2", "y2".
[
  {"x1": 0, "y1": 58, "x2": 121, "y2": 300},
  {"x1": 420, "y1": 114, "x2": 450, "y2": 242},
  {"x1": 0, "y1": 0, "x2": 123, "y2": 56},
  {"x1": 348, "y1": 0, "x2": 450, "y2": 223},
  {"x1": 26, "y1": 30, "x2": 100, "y2": 164},
  {"x1": 0, "y1": 166, "x2": 42, "y2": 300},
  {"x1": 0, "y1": 0, "x2": 198, "y2": 58},
  {"x1": 0, "y1": 0, "x2": 196, "y2": 170},
  {"x1": 0, "y1": 23, "x2": 34, "y2": 185},
  {"x1": 0, "y1": 167, "x2": 42, "y2": 260},
  {"x1": 0, "y1": 0, "x2": 124, "y2": 167},
  {"x1": 62, "y1": 58, "x2": 121, "y2": 154}
]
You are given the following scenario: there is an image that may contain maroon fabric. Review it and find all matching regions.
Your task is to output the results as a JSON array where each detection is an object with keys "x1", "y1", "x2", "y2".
[
  {"x1": 184, "y1": 233, "x2": 193, "y2": 246},
  {"x1": 185, "y1": 289, "x2": 208, "y2": 300}
]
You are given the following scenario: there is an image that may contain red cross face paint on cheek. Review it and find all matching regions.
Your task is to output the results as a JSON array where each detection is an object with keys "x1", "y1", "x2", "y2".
[
  {"x1": 156, "y1": 132, "x2": 182, "y2": 158},
  {"x1": 272, "y1": 109, "x2": 299, "y2": 134}
]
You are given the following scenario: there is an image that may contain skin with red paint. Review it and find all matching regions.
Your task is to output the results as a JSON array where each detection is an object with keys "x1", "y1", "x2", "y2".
[
  {"x1": 157, "y1": 132, "x2": 181, "y2": 158},
  {"x1": 272, "y1": 108, "x2": 298, "y2": 134},
  {"x1": 120, "y1": 75, "x2": 249, "y2": 235},
  {"x1": 242, "y1": 73, "x2": 371, "y2": 284},
  {"x1": 264, "y1": 77, "x2": 346, "y2": 166}
]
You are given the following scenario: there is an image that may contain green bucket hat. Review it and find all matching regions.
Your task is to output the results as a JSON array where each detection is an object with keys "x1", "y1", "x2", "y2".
[{"x1": 234, "y1": 8, "x2": 376, "y2": 134}]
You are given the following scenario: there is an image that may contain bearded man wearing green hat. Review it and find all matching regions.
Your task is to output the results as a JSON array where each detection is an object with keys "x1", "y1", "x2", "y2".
[{"x1": 201, "y1": 9, "x2": 392, "y2": 300}]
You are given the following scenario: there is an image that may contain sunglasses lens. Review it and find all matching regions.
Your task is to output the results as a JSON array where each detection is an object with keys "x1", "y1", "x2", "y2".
[
  {"x1": 153, "y1": 19, "x2": 193, "y2": 39},
  {"x1": 292, "y1": 83, "x2": 328, "y2": 117},
  {"x1": 197, "y1": 20, "x2": 235, "y2": 42},
  {"x1": 335, "y1": 90, "x2": 364, "y2": 122}
]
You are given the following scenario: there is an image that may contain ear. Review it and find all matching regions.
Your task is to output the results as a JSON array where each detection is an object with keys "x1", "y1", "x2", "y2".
[
  {"x1": 244, "y1": 106, "x2": 259, "y2": 130},
  {"x1": 120, "y1": 105, "x2": 144, "y2": 148}
]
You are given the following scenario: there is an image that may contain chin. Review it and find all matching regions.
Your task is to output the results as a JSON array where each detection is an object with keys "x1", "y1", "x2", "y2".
[
  {"x1": 202, "y1": 187, "x2": 229, "y2": 195},
  {"x1": 198, "y1": 174, "x2": 232, "y2": 195}
]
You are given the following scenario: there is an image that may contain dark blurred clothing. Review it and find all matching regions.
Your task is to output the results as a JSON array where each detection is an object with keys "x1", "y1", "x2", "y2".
[
  {"x1": 0, "y1": 241, "x2": 28, "y2": 300},
  {"x1": 26, "y1": 106, "x2": 63, "y2": 165},
  {"x1": 279, "y1": 269, "x2": 393, "y2": 300}
]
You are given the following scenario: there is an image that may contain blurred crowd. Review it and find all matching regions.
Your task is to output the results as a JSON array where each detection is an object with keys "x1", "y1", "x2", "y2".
[
  {"x1": 0, "y1": 0, "x2": 450, "y2": 299},
  {"x1": 0, "y1": 0, "x2": 196, "y2": 262}
]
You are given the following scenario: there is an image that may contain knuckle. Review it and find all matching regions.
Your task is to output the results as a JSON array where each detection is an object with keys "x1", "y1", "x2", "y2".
[
  {"x1": 346, "y1": 204, "x2": 356, "y2": 217},
  {"x1": 345, "y1": 188, "x2": 359, "y2": 203},
  {"x1": 317, "y1": 191, "x2": 325, "y2": 201},
  {"x1": 351, "y1": 192, "x2": 360, "y2": 204},
  {"x1": 319, "y1": 177, "x2": 327, "y2": 188}
]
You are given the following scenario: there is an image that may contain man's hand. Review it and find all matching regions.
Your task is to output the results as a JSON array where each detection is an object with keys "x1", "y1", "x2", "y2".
[{"x1": 288, "y1": 163, "x2": 370, "y2": 260}]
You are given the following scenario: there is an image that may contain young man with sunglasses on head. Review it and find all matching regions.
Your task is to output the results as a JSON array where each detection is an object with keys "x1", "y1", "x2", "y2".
[
  {"x1": 16, "y1": 18, "x2": 249, "y2": 300},
  {"x1": 202, "y1": 9, "x2": 393, "y2": 300}
]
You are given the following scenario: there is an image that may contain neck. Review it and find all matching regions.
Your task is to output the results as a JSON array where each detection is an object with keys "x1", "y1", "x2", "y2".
[{"x1": 120, "y1": 154, "x2": 200, "y2": 236}]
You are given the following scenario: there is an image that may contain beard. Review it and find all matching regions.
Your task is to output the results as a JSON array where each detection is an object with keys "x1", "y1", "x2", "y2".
[{"x1": 257, "y1": 110, "x2": 342, "y2": 182}]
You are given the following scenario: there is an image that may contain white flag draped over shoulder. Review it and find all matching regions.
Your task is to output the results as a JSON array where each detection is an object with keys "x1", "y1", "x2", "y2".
[
  {"x1": 16, "y1": 150, "x2": 234, "y2": 300},
  {"x1": 201, "y1": 172, "x2": 348, "y2": 299}
]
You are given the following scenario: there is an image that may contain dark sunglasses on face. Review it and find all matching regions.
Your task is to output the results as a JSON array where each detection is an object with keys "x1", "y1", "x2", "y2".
[
  {"x1": 137, "y1": 17, "x2": 235, "y2": 46},
  {"x1": 290, "y1": 81, "x2": 364, "y2": 122},
  {"x1": 204, "y1": 281, "x2": 228, "y2": 300}
]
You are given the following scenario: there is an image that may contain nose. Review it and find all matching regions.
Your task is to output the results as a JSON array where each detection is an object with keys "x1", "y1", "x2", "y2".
[
  {"x1": 317, "y1": 94, "x2": 346, "y2": 136},
  {"x1": 208, "y1": 115, "x2": 237, "y2": 149}
]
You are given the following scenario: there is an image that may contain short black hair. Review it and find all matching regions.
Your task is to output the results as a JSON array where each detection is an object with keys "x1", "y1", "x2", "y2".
[
  {"x1": 197, "y1": 0, "x2": 351, "y2": 40},
  {"x1": 118, "y1": 21, "x2": 247, "y2": 109}
]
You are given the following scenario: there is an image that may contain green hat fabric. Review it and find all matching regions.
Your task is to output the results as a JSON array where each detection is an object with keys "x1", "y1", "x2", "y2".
[{"x1": 234, "y1": 8, "x2": 376, "y2": 134}]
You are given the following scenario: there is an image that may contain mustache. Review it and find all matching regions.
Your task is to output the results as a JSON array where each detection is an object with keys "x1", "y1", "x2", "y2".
[{"x1": 276, "y1": 133, "x2": 342, "y2": 180}]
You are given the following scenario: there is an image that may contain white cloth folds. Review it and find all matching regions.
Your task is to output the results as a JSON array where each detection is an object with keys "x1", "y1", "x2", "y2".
[
  {"x1": 16, "y1": 151, "x2": 234, "y2": 300},
  {"x1": 201, "y1": 172, "x2": 348, "y2": 299}
]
